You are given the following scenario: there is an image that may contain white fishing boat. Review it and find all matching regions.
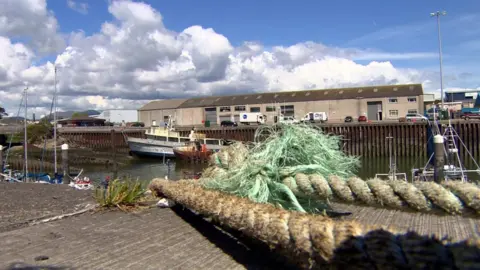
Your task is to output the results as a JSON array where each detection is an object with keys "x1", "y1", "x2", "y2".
[
  {"x1": 126, "y1": 116, "x2": 225, "y2": 159},
  {"x1": 411, "y1": 106, "x2": 480, "y2": 182}
]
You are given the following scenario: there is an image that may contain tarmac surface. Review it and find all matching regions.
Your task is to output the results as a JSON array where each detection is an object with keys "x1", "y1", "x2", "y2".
[
  {"x1": 0, "y1": 183, "x2": 289, "y2": 270},
  {"x1": 0, "y1": 183, "x2": 93, "y2": 233}
]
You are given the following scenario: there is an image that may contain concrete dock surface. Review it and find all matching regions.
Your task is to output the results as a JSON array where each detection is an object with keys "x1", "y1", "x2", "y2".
[
  {"x1": 1, "y1": 182, "x2": 479, "y2": 269},
  {"x1": 0, "y1": 183, "x2": 287, "y2": 270},
  {"x1": 0, "y1": 207, "x2": 290, "y2": 270}
]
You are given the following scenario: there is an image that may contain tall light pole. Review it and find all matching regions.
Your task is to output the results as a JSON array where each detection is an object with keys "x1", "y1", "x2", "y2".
[
  {"x1": 24, "y1": 87, "x2": 28, "y2": 181},
  {"x1": 53, "y1": 65, "x2": 58, "y2": 176},
  {"x1": 431, "y1": 11, "x2": 447, "y2": 108}
]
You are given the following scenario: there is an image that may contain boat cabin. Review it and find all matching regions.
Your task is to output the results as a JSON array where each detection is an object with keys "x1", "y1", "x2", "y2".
[{"x1": 145, "y1": 126, "x2": 223, "y2": 147}]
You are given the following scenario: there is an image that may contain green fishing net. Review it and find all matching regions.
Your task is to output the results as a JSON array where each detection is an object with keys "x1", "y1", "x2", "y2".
[{"x1": 200, "y1": 123, "x2": 360, "y2": 213}]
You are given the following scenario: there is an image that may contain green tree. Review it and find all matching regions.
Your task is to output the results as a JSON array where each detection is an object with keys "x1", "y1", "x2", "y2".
[
  {"x1": 13, "y1": 122, "x2": 53, "y2": 144},
  {"x1": 71, "y1": 112, "x2": 89, "y2": 118}
]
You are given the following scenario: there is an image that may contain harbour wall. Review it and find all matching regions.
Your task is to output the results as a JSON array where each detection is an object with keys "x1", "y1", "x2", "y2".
[{"x1": 55, "y1": 121, "x2": 480, "y2": 158}]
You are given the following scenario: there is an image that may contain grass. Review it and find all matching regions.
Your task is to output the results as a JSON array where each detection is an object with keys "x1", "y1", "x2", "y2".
[{"x1": 94, "y1": 179, "x2": 147, "y2": 209}]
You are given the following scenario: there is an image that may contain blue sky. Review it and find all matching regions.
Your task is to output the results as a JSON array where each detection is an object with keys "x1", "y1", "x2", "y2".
[
  {"x1": 46, "y1": 0, "x2": 480, "y2": 88},
  {"x1": 2, "y1": 0, "x2": 480, "y2": 114}
]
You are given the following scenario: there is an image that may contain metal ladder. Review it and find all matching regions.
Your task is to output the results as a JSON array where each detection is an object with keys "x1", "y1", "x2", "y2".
[{"x1": 442, "y1": 123, "x2": 466, "y2": 181}]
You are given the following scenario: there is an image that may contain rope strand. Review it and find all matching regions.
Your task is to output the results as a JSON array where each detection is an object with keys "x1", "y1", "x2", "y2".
[
  {"x1": 287, "y1": 174, "x2": 478, "y2": 215},
  {"x1": 149, "y1": 179, "x2": 480, "y2": 270}
]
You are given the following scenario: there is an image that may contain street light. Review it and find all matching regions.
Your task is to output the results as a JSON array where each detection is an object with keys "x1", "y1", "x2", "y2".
[{"x1": 430, "y1": 11, "x2": 447, "y2": 108}]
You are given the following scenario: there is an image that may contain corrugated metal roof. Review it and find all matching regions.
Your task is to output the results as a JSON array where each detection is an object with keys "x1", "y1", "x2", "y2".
[
  {"x1": 139, "y1": 99, "x2": 188, "y2": 111},
  {"x1": 177, "y1": 84, "x2": 423, "y2": 108}
]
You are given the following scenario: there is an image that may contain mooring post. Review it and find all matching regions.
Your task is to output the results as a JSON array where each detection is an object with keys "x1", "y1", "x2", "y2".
[
  {"x1": 0, "y1": 145, "x2": 3, "y2": 173},
  {"x1": 110, "y1": 129, "x2": 118, "y2": 179},
  {"x1": 61, "y1": 144, "x2": 70, "y2": 184},
  {"x1": 433, "y1": 134, "x2": 445, "y2": 183}
]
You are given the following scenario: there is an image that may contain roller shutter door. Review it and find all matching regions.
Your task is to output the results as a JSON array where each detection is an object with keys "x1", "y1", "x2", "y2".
[
  {"x1": 219, "y1": 115, "x2": 232, "y2": 123},
  {"x1": 205, "y1": 107, "x2": 217, "y2": 124},
  {"x1": 233, "y1": 114, "x2": 240, "y2": 123}
]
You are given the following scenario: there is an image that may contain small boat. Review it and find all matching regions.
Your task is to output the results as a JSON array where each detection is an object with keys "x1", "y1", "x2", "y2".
[
  {"x1": 126, "y1": 115, "x2": 224, "y2": 158},
  {"x1": 68, "y1": 176, "x2": 94, "y2": 190},
  {"x1": 182, "y1": 171, "x2": 202, "y2": 180},
  {"x1": 173, "y1": 142, "x2": 216, "y2": 163},
  {"x1": 411, "y1": 109, "x2": 480, "y2": 182}
]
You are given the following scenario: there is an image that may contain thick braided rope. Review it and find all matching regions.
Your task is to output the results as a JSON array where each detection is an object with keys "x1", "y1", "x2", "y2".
[
  {"x1": 205, "y1": 162, "x2": 480, "y2": 215},
  {"x1": 149, "y1": 179, "x2": 480, "y2": 270},
  {"x1": 288, "y1": 174, "x2": 480, "y2": 215}
]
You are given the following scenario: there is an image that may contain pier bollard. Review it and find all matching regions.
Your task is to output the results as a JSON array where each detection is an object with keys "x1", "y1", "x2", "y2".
[
  {"x1": 0, "y1": 145, "x2": 3, "y2": 177},
  {"x1": 0, "y1": 145, "x2": 3, "y2": 168},
  {"x1": 62, "y1": 144, "x2": 70, "y2": 184},
  {"x1": 433, "y1": 135, "x2": 445, "y2": 183}
]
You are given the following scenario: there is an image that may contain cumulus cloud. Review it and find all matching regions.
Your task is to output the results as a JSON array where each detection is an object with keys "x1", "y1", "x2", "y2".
[
  {"x1": 0, "y1": 0, "x2": 65, "y2": 54},
  {"x1": 66, "y1": 0, "x2": 88, "y2": 15},
  {"x1": 0, "y1": 0, "x2": 457, "y2": 117}
]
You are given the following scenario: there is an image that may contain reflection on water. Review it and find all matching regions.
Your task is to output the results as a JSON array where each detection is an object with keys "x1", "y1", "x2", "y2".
[
  {"x1": 83, "y1": 158, "x2": 206, "y2": 184},
  {"x1": 82, "y1": 155, "x2": 480, "y2": 183}
]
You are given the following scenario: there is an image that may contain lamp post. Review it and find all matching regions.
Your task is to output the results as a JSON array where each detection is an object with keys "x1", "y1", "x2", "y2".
[
  {"x1": 430, "y1": 11, "x2": 447, "y2": 109},
  {"x1": 53, "y1": 65, "x2": 58, "y2": 175}
]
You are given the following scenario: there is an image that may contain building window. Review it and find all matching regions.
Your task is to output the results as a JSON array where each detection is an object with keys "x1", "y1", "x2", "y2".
[
  {"x1": 408, "y1": 109, "x2": 418, "y2": 114},
  {"x1": 163, "y1": 116, "x2": 169, "y2": 122},
  {"x1": 389, "y1": 98, "x2": 398, "y2": 103},
  {"x1": 152, "y1": 120, "x2": 157, "y2": 126},
  {"x1": 280, "y1": 105, "x2": 295, "y2": 116},
  {"x1": 408, "y1": 97, "x2": 417, "y2": 103},
  {"x1": 234, "y1": 105, "x2": 246, "y2": 111},
  {"x1": 250, "y1": 107, "x2": 261, "y2": 113},
  {"x1": 389, "y1": 110, "x2": 399, "y2": 118},
  {"x1": 266, "y1": 106, "x2": 276, "y2": 112},
  {"x1": 204, "y1": 107, "x2": 216, "y2": 112},
  {"x1": 219, "y1": 106, "x2": 231, "y2": 112}
]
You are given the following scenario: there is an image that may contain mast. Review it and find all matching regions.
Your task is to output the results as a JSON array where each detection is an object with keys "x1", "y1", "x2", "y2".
[
  {"x1": 24, "y1": 88, "x2": 28, "y2": 181},
  {"x1": 53, "y1": 66, "x2": 58, "y2": 175}
]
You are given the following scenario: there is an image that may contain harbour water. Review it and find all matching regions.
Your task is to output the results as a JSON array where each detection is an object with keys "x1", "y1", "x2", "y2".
[{"x1": 83, "y1": 155, "x2": 480, "y2": 183}]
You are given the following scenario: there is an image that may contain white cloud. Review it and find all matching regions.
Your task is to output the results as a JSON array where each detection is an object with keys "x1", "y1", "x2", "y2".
[
  {"x1": 67, "y1": 0, "x2": 88, "y2": 15},
  {"x1": 0, "y1": 0, "x2": 471, "y2": 118},
  {"x1": 0, "y1": 0, "x2": 65, "y2": 54}
]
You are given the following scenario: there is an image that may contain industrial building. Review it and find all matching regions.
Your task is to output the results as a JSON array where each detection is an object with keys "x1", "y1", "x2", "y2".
[
  {"x1": 93, "y1": 109, "x2": 138, "y2": 124},
  {"x1": 138, "y1": 84, "x2": 426, "y2": 127},
  {"x1": 444, "y1": 90, "x2": 480, "y2": 108}
]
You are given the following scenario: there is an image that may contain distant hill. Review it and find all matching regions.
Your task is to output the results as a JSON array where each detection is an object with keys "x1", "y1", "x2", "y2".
[
  {"x1": 41, "y1": 110, "x2": 101, "y2": 120},
  {"x1": 0, "y1": 116, "x2": 25, "y2": 125}
]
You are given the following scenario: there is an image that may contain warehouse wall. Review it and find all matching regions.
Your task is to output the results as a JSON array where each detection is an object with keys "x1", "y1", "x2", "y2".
[{"x1": 139, "y1": 94, "x2": 424, "y2": 126}]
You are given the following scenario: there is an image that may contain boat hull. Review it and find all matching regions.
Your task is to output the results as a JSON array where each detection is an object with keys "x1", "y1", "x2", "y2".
[
  {"x1": 173, "y1": 148, "x2": 214, "y2": 163},
  {"x1": 127, "y1": 138, "x2": 177, "y2": 158}
]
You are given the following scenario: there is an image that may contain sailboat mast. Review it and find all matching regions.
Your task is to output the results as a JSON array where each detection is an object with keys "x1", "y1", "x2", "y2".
[
  {"x1": 24, "y1": 88, "x2": 28, "y2": 181},
  {"x1": 53, "y1": 66, "x2": 57, "y2": 175}
]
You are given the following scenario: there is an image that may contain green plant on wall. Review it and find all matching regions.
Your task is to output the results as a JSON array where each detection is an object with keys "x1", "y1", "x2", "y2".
[{"x1": 11, "y1": 122, "x2": 53, "y2": 144}]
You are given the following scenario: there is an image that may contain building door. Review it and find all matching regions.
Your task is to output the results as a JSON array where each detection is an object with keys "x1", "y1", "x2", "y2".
[
  {"x1": 219, "y1": 115, "x2": 231, "y2": 123},
  {"x1": 233, "y1": 114, "x2": 240, "y2": 123},
  {"x1": 367, "y1": 101, "x2": 382, "y2": 120},
  {"x1": 204, "y1": 107, "x2": 217, "y2": 124}
]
